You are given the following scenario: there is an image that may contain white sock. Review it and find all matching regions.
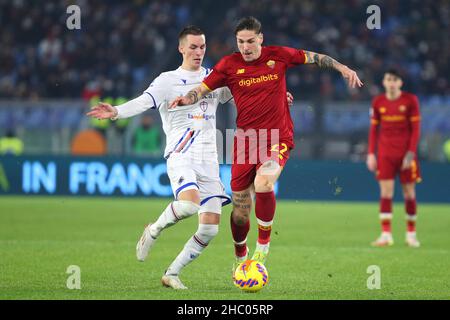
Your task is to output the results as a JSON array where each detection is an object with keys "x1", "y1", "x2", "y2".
[
  {"x1": 149, "y1": 201, "x2": 200, "y2": 238},
  {"x1": 407, "y1": 231, "x2": 417, "y2": 237},
  {"x1": 255, "y1": 242, "x2": 270, "y2": 252},
  {"x1": 166, "y1": 224, "x2": 219, "y2": 276}
]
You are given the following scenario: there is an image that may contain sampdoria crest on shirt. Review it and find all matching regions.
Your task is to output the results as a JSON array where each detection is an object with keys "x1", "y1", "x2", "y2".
[{"x1": 199, "y1": 101, "x2": 208, "y2": 112}]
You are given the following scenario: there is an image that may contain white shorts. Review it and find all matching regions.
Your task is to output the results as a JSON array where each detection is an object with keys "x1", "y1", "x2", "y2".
[{"x1": 167, "y1": 159, "x2": 231, "y2": 215}]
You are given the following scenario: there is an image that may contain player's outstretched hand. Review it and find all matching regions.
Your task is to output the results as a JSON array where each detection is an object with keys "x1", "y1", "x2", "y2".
[
  {"x1": 86, "y1": 102, "x2": 117, "y2": 119},
  {"x1": 341, "y1": 66, "x2": 363, "y2": 88},
  {"x1": 366, "y1": 154, "x2": 377, "y2": 172},
  {"x1": 169, "y1": 96, "x2": 191, "y2": 109},
  {"x1": 287, "y1": 92, "x2": 294, "y2": 107}
]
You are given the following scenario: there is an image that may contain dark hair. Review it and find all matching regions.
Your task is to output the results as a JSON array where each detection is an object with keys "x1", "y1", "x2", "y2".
[
  {"x1": 178, "y1": 25, "x2": 204, "y2": 42},
  {"x1": 385, "y1": 68, "x2": 402, "y2": 79},
  {"x1": 234, "y1": 16, "x2": 262, "y2": 35}
]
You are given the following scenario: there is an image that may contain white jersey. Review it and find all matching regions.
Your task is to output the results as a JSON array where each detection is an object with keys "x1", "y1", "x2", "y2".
[{"x1": 116, "y1": 66, "x2": 232, "y2": 164}]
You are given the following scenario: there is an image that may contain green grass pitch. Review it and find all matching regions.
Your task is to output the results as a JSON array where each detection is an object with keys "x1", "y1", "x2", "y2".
[{"x1": 1, "y1": 196, "x2": 449, "y2": 300}]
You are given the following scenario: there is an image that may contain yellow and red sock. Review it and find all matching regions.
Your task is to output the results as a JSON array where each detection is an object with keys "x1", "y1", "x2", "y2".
[
  {"x1": 255, "y1": 191, "x2": 276, "y2": 245},
  {"x1": 380, "y1": 198, "x2": 392, "y2": 233},
  {"x1": 405, "y1": 199, "x2": 417, "y2": 232}
]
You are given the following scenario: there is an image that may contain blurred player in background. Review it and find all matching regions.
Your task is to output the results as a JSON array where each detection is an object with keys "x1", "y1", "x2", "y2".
[
  {"x1": 367, "y1": 69, "x2": 421, "y2": 248},
  {"x1": 170, "y1": 16, "x2": 363, "y2": 268}
]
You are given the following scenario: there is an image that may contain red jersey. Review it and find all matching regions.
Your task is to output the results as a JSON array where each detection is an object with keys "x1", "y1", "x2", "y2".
[
  {"x1": 368, "y1": 92, "x2": 421, "y2": 158},
  {"x1": 202, "y1": 46, "x2": 307, "y2": 149}
]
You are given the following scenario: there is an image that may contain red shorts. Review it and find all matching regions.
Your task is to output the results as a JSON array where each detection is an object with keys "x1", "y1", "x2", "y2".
[
  {"x1": 231, "y1": 136, "x2": 291, "y2": 192},
  {"x1": 376, "y1": 155, "x2": 422, "y2": 184}
]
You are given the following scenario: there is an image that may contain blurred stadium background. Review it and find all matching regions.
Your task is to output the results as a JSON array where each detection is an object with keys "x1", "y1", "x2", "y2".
[
  {"x1": 0, "y1": 0, "x2": 448, "y2": 159},
  {"x1": 1, "y1": 0, "x2": 450, "y2": 300}
]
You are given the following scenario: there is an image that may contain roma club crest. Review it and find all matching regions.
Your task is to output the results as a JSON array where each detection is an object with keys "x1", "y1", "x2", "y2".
[{"x1": 266, "y1": 60, "x2": 275, "y2": 69}]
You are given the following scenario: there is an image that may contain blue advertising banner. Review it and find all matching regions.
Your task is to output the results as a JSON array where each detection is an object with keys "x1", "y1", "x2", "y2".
[{"x1": 0, "y1": 155, "x2": 449, "y2": 203}]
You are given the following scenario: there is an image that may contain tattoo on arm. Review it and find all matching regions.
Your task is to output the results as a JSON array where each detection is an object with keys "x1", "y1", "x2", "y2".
[
  {"x1": 305, "y1": 50, "x2": 341, "y2": 70},
  {"x1": 305, "y1": 51, "x2": 315, "y2": 64},
  {"x1": 186, "y1": 89, "x2": 199, "y2": 104},
  {"x1": 319, "y1": 55, "x2": 335, "y2": 69}
]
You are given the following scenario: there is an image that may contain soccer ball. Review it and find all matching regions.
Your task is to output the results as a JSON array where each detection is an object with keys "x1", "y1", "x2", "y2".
[{"x1": 233, "y1": 259, "x2": 269, "y2": 292}]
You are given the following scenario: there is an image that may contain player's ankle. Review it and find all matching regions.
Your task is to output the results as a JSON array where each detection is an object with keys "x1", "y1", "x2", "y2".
[
  {"x1": 256, "y1": 241, "x2": 270, "y2": 251},
  {"x1": 149, "y1": 225, "x2": 160, "y2": 238}
]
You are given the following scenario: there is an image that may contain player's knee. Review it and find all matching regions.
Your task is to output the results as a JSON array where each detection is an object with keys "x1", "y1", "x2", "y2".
[
  {"x1": 232, "y1": 210, "x2": 250, "y2": 225},
  {"x1": 403, "y1": 187, "x2": 415, "y2": 200},
  {"x1": 380, "y1": 186, "x2": 394, "y2": 198},
  {"x1": 381, "y1": 192, "x2": 393, "y2": 199},
  {"x1": 254, "y1": 175, "x2": 274, "y2": 192},
  {"x1": 197, "y1": 223, "x2": 219, "y2": 242},
  {"x1": 383, "y1": 190, "x2": 394, "y2": 198},
  {"x1": 174, "y1": 200, "x2": 200, "y2": 219}
]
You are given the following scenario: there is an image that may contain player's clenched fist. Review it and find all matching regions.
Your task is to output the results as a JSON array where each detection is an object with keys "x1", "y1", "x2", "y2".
[{"x1": 86, "y1": 102, "x2": 118, "y2": 119}]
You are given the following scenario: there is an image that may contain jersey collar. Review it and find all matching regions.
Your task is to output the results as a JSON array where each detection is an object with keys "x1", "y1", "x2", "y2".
[{"x1": 177, "y1": 66, "x2": 206, "y2": 77}]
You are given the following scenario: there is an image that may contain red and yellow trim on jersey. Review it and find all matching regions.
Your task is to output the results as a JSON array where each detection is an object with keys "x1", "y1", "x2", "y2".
[
  {"x1": 381, "y1": 115, "x2": 407, "y2": 122},
  {"x1": 410, "y1": 116, "x2": 421, "y2": 122},
  {"x1": 201, "y1": 82, "x2": 211, "y2": 91},
  {"x1": 304, "y1": 51, "x2": 309, "y2": 64}
]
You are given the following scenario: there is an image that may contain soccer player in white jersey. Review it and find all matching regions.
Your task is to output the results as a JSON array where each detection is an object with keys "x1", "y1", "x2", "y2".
[
  {"x1": 87, "y1": 26, "x2": 293, "y2": 290},
  {"x1": 87, "y1": 26, "x2": 232, "y2": 290}
]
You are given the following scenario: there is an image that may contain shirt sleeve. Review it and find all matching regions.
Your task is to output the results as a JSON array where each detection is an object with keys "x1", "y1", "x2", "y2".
[
  {"x1": 277, "y1": 46, "x2": 307, "y2": 68},
  {"x1": 115, "y1": 93, "x2": 154, "y2": 119},
  {"x1": 218, "y1": 87, "x2": 233, "y2": 104},
  {"x1": 408, "y1": 94, "x2": 421, "y2": 123},
  {"x1": 408, "y1": 95, "x2": 421, "y2": 153},
  {"x1": 368, "y1": 98, "x2": 380, "y2": 154},
  {"x1": 143, "y1": 74, "x2": 168, "y2": 109},
  {"x1": 202, "y1": 57, "x2": 228, "y2": 91}
]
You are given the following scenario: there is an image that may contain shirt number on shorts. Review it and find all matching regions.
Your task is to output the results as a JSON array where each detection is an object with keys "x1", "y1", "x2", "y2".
[{"x1": 270, "y1": 143, "x2": 288, "y2": 160}]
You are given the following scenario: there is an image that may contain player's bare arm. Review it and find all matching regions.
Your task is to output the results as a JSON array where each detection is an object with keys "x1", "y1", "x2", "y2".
[
  {"x1": 169, "y1": 84, "x2": 211, "y2": 109},
  {"x1": 304, "y1": 50, "x2": 363, "y2": 88}
]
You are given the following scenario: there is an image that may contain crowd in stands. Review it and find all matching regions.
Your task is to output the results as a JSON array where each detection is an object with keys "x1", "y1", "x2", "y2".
[
  {"x1": 0, "y1": 0, "x2": 448, "y2": 101},
  {"x1": 0, "y1": 0, "x2": 190, "y2": 99},
  {"x1": 203, "y1": 0, "x2": 449, "y2": 101}
]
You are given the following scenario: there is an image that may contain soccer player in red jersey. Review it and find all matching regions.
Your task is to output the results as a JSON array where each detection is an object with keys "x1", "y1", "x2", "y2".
[
  {"x1": 367, "y1": 69, "x2": 421, "y2": 248},
  {"x1": 170, "y1": 17, "x2": 363, "y2": 265}
]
